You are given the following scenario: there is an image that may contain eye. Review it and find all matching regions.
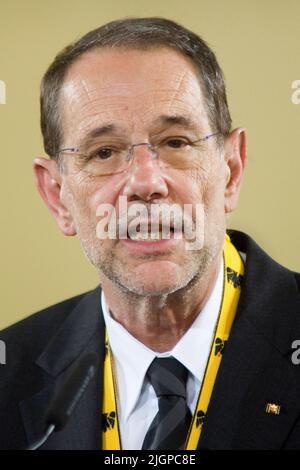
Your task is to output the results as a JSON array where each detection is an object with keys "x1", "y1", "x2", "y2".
[
  {"x1": 165, "y1": 138, "x2": 190, "y2": 149},
  {"x1": 90, "y1": 147, "x2": 114, "y2": 161}
]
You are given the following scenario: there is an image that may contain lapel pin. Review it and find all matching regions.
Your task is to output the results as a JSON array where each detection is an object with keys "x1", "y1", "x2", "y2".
[{"x1": 266, "y1": 403, "x2": 281, "y2": 415}]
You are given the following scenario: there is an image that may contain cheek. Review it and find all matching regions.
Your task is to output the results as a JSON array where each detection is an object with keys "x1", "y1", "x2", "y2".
[
  {"x1": 203, "y1": 174, "x2": 227, "y2": 225},
  {"x1": 65, "y1": 173, "x2": 126, "y2": 236},
  {"x1": 185, "y1": 163, "x2": 226, "y2": 215},
  {"x1": 176, "y1": 166, "x2": 211, "y2": 204},
  {"x1": 69, "y1": 173, "x2": 122, "y2": 207}
]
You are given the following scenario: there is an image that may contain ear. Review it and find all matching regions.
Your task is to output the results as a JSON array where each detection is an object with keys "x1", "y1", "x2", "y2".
[
  {"x1": 33, "y1": 157, "x2": 77, "y2": 236},
  {"x1": 223, "y1": 128, "x2": 247, "y2": 213}
]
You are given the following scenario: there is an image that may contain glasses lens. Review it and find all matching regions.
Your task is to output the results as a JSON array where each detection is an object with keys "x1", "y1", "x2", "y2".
[
  {"x1": 157, "y1": 141, "x2": 201, "y2": 170},
  {"x1": 65, "y1": 134, "x2": 213, "y2": 175},
  {"x1": 76, "y1": 145, "x2": 129, "y2": 176}
]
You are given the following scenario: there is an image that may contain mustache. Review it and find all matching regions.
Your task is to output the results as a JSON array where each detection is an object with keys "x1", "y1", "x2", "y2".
[
  {"x1": 116, "y1": 202, "x2": 196, "y2": 234},
  {"x1": 95, "y1": 198, "x2": 205, "y2": 249}
]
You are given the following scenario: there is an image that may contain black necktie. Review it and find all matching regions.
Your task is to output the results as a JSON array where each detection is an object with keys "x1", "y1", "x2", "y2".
[{"x1": 142, "y1": 357, "x2": 192, "y2": 450}]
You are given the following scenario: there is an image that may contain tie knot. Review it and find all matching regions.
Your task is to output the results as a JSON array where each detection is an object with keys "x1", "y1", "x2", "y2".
[{"x1": 146, "y1": 357, "x2": 189, "y2": 399}]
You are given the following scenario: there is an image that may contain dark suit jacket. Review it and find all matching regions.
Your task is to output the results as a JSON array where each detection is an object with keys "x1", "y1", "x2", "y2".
[{"x1": 1, "y1": 230, "x2": 300, "y2": 450}]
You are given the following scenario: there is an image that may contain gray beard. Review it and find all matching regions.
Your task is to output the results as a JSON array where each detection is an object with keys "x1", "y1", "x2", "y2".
[{"x1": 77, "y1": 229, "x2": 217, "y2": 299}]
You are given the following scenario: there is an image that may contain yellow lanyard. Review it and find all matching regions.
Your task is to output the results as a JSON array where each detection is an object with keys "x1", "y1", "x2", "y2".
[{"x1": 102, "y1": 233, "x2": 244, "y2": 450}]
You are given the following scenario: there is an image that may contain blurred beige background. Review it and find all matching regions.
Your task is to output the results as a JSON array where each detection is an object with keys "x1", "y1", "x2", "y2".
[{"x1": 0, "y1": 0, "x2": 299, "y2": 329}]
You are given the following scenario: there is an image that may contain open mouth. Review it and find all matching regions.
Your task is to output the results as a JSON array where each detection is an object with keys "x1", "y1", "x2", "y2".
[
  {"x1": 126, "y1": 223, "x2": 180, "y2": 241},
  {"x1": 119, "y1": 219, "x2": 187, "y2": 254}
]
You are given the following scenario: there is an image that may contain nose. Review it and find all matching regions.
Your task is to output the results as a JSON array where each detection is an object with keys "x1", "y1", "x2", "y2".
[{"x1": 123, "y1": 143, "x2": 169, "y2": 202}]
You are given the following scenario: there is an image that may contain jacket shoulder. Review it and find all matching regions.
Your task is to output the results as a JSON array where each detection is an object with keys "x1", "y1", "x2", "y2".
[
  {"x1": 293, "y1": 271, "x2": 300, "y2": 292},
  {"x1": 0, "y1": 289, "x2": 95, "y2": 362}
]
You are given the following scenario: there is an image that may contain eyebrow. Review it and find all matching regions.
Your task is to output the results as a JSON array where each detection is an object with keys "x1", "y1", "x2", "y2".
[
  {"x1": 78, "y1": 124, "x2": 121, "y2": 148},
  {"x1": 78, "y1": 114, "x2": 199, "y2": 147},
  {"x1": 153, "y1": 115, "x2": 199, "y2": 130}
]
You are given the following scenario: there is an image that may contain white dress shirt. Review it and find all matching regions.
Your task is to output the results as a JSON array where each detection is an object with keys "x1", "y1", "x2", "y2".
[{"x1": 101, "y1": 256, "x2": 225, "y2": 450}]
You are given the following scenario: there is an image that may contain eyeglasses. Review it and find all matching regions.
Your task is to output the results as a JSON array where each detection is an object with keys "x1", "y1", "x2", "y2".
[{"x1": 57, "y1": 132, "x2": 220, "y2": 176}]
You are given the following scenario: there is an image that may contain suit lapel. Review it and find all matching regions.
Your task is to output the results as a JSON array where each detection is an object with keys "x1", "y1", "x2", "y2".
[
  {"x1": 19, "y1": 287, "x2": 106, "y2": 450},
  {"x1": 198, "y1": 314, "x2": 300, "y2": 449},
  {"x1": 198, "y1": 231, "x2": 300, "y2": 449}
]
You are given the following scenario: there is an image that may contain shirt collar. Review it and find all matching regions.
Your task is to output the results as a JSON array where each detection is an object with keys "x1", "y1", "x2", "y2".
[
  {"x1": 171, "y1": 256, "x2": 224, "y2": 381},
  {"x1": 102, "y1": 292, "x2": 156, "y2": 421},
  {"x1": 101, "y1": 255, "x2": 224, "y2": 421}
]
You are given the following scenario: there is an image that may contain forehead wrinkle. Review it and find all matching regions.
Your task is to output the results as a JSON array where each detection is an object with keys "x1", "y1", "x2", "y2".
[
  {"x1": 61, "y1": 78, "x2": 134, "y2": 126},
  {"x1": 62, "y1": 78, "x2": 96, "y2": 112},
  {"x1": 62, "y1": 77, "x2": 208, "y2": 145},
  {"x1": 139, "y1": 103, "x2": 207, "y2": 133},
  {"x1": 166, "y1": 70, "x2": 191, "y2": 112},
  {"x1": 63, "y1": 68, "x2": 203, "y2": 117},
  {"x1": 62, "y1": 47, "x2": 204, "y2": 110},
  {"x1": 70, "y1": 106, "x2": 207, "y2": 147},
  {"x1": 64, "y1": 65, "x2": 202, "y2": 105},
  {"x1": 80, "y1": 113, "x2": 130, "y2": 130}
]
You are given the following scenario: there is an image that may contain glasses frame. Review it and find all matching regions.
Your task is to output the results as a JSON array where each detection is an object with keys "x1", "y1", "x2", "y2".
[{"x1": 57, "y1": 131, "x2": 221, "y2": 175}]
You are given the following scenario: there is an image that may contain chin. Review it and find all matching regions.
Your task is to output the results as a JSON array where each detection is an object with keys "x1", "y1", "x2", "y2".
[
  {"x1": 122, "y1": 261, "x2": 190, "y2": 296},
  {"x1": 126, "y1": 282, "x2": 181, "y2": 297}
]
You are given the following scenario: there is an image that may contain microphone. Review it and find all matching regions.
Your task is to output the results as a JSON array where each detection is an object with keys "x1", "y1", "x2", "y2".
[{"x1": 27, "y1": 352, "x2": 99, "y2": 450}]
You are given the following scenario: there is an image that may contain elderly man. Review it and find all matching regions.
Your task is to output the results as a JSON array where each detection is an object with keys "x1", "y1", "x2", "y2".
[{"x1": 0, "y1": 17, "x2": 299, "y2": 450}]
